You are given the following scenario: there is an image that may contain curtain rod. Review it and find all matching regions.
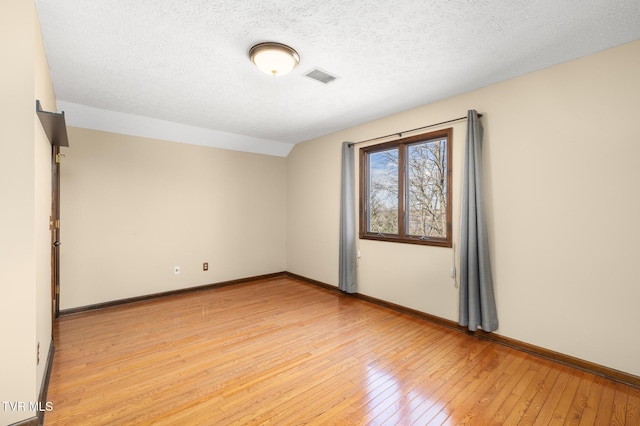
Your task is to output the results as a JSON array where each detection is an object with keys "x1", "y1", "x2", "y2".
[{"x1": 349, "y1": 113, "x2": 482, "y2": 146}]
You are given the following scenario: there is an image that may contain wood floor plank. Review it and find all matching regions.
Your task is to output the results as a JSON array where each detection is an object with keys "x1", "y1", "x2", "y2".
[
  {"x1": 423, "y1": 348, "x2": 516, "y2": 425},
  {"x1": 564, "y1": 373, "x2": 594, "y2": 426},
  {"x1": 330, "y1": 330, "x2": 483, "y2": 425},
  {"x1": 486, "y1": 356, "x2": 546, "y2": 424},
  {"x1": 498, "y1": 363, "x2": 556, "y2": 425},
  {"x1": 611, "y1": 382, "x2": 630, "y2": 426},
  {"x1": 371, "y1": 334, "x2": 465, "y2": 425},
  {"x1": 44, "y1": 277, "x2": 639, "y2": 425},
  {"x1": 436, "y1": 349, "x2": 525, "y2": 425},
  {"x1": 578, "y1": 375, "x2": 607, "y2": 426},
  {"x1": 528, "y1": 366, "x2": 573, "y2": 425},
  {"x1": 627, "y1": 386, "x2": 640, "y2": 425},
  {"x1": 298, "y1": 330, "x2": 443, "y2": 425},
  {"x1": 347, "y1": 331, "x2": 466, "y2": 421},
  {"x1": 407, "y1": 343, "x2": 501, "y2": 424},
  {"x1": 544, "y1": 368, "x2": 584, "y2": 425},
  {"x1": 594, "y1": 378, "x2": 618, "y2": 425},
  {"x1": 456, "y1": 350, "x2": 530, "y2": 425},
  {"x1": 318, "y1": 329, "x2": 463, "y2": 425}
]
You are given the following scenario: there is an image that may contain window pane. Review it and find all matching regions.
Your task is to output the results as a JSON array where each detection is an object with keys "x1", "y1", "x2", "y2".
[
  {"x1": 406, "y1": 139, "x2": 447, "y2": 238},
  {"x1": 359, "y1": 127, "x2": 452, "y2": 247},
  {"x1": 368, "y1": 148, "x2": 398, "y2": 234}
]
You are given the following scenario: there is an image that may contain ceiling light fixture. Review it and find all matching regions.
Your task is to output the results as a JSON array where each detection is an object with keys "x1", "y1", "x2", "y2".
[{"x1": 249, "y1": 42, "x2": 300, "y2": 77}]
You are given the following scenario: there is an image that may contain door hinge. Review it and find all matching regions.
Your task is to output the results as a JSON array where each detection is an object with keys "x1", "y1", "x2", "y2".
[
  {"x1": 50, "y1": 219, "x2": 60, "y2": 229},
  {"x1": 55, "y1": 153, "x2": 65, "y2": 164},
  {"x1": 55, "y1": 285, "x2": 60, "y2": 295}
]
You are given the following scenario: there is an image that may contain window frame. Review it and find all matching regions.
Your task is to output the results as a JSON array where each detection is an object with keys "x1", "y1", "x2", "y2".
[{"x1": 359, "y1": 128, "x2": 453, "y2": 248}]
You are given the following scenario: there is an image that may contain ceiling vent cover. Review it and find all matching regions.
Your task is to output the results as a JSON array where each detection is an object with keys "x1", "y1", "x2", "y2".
[{"x1": 305, "y1": 68, "x2": 337, "y2": 84}]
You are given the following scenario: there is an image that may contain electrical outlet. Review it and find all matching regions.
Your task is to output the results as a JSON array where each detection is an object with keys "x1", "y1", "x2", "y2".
[
  {"x1": 203, "y1": 262, "x2": 208, "y2": 271},
  {"x1": 173, "y1": 266, "x2": 180, "y2": 275}
]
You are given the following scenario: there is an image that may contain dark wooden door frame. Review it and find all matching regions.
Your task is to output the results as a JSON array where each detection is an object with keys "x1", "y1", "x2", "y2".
[
  {"x1": 36, "y1": 100, "x2": 69, "y2": 335},
  {"x1": 51, "y1": 144, "x2": 61, "y2": 324}
]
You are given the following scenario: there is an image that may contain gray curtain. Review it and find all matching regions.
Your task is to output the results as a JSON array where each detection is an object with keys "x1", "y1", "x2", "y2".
[
  {"x1": 339, "y1": 142, "x2": 357, "y2": 293},
  {"x1": 459, "y1": 110, "x2": 498, "y2": 332}
]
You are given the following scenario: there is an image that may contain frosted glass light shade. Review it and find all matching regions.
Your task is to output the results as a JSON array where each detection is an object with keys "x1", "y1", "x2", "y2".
[{"x1": 249, "y1": 43, "x2": 300, "y2": 77}]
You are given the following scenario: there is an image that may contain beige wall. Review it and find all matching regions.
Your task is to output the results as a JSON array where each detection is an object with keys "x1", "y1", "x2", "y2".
[
  {"x1": 1, "y1": 2, "x2": 55, "y2": 424},
  {"x1": 287, "y1": 40, "x2": 640, "y2": 377},
  {"x1": 60, "y1": 128, "x2": 287, "y2": 309}
]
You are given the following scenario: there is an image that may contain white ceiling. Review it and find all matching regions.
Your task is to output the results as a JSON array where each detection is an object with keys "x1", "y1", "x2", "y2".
[{"x1": 36, "y1": 0, "x2": 640, "y2": 157}]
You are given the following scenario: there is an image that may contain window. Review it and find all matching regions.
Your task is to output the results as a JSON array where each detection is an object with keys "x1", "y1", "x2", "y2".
[{"x1": 359, "y1": 128, "x2": 452, "y2": 247}]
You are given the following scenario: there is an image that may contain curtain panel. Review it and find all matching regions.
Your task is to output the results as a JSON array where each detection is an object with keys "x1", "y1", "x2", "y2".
[
  {"x1": 339, "y1": 142, "x2": 357, "y2": 293},
  {"x1": 459, "y1": 110, "x2": 498, "y2": 332}
]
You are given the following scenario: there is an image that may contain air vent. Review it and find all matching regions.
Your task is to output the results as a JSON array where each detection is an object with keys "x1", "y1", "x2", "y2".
[{"x1": 304, "y1": 68, "x2": 337, "y2": 84}]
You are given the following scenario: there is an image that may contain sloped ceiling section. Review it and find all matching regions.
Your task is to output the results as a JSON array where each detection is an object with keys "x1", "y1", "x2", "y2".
[
  {"x1": 57, "y1": 101, "x2": 295, "y2": 156},
  {"x1": 37, "y1": 0, "x2": 640, "y2": 157}
]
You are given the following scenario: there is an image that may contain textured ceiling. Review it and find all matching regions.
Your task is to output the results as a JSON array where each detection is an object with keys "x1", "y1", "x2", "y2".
[{"x1": 36, "y1": 0, "x2": 640, "y2": 156}]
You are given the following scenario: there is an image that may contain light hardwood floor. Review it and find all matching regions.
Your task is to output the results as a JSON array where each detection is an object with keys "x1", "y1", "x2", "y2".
[{"x1": 45, "y1": 277, "x2": 639, "y2": 425}]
